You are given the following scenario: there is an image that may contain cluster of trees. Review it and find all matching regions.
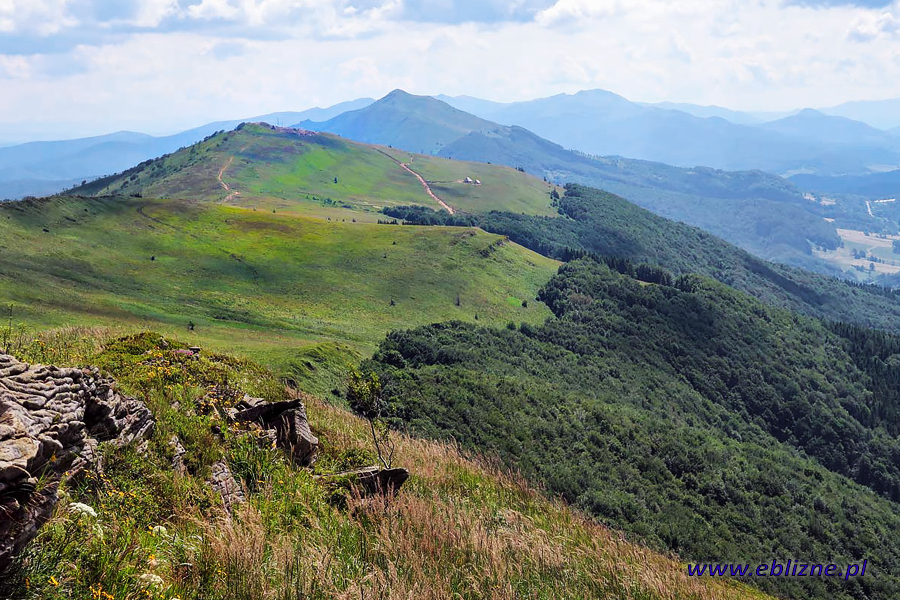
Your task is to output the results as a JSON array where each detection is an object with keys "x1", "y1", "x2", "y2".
[
  {"x1": 364, "y1": 260, "x2": 900, "y2": 600},
  {"x1": 382, "y1": 205, "x2": 477, "y2": 226}
]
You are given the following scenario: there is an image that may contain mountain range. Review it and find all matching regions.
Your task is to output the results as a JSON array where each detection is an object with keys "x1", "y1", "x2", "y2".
[
  {"x1": 437, "y1": 89, "x2": 900, "y2": 175},
  {"x1": 299, "y1": 90, "x2": 848, "y2": 275},
  {"x1": 10, "y1": 88, "x2": 900, "y2": 205},
  {"x1": 8, "y1": 87, "x2": 900, "y2": 282},
  {"x1": 67, "y1": 125, "x2": 900, "y2": 336}
]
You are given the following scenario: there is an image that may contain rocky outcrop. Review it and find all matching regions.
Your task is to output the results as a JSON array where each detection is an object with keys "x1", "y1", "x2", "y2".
[
  {"x1": 0, "y1": 354, "x2": 153, "y2": 571},
  {"x1": 205, "y1": 392, "x2": 318, "y2": 512},
  {"x1": 169, "y1": 435, "x2": 187, "y2": 475},
  {"x1": 228, "y1": 394, "x2": 319, "y2": 467}
]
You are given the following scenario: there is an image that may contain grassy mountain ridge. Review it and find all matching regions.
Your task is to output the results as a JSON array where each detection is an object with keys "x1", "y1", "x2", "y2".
[
  {"x1": 5, "y1": 93, "x2": 899, "y2": 599},
  {"x1": 73, "y1": 123, "x2": 556, "y2": 218},
  {"x1": 0, "y1": 194, "x2": 557, "y2": 366},
  {"x1": 0, "y1": 99, "x2": 374, "y2": 200},
  {"x1": 365, "y1": 259, "x2": 900, "y2": 600},
  {"x1": 0, "y1": 126, "x2": 777, "y2": 600}
]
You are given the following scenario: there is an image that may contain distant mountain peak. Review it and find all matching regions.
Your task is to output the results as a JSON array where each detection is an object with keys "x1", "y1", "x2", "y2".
[
  {"x1": 571, "y1": 88, "x2": 628, "y2": 100},
  {"x1": 383, "y1": 88, "x2": 414, "y2": 99},
  {"x1": 298, "y1": 87, "x2": 495, "y2": 154},
  {"x1": 380, "y1": 88, "x2": 429, "y2": 103}
]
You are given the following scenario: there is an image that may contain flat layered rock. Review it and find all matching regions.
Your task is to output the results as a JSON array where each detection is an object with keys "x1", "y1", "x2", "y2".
[
  {"x1": 318, "y1": 466, "x2": 410, "y2": 495},
  {"x1": 0, "y1": 353, "x2": 153, "y2": 571}
]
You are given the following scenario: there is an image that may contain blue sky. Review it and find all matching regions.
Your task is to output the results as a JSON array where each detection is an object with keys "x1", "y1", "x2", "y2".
[{"x1": 2, "y1": 0, "x2": 900, "y2": 140}]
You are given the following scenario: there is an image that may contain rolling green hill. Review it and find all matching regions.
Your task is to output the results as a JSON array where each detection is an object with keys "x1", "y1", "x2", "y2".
[
  {"x1": 365, "y1": 258, "x2": 900, "y2": 600},
  {"x1": 6, "y1": 102, "x2": 898, "y2": 600},
  {"x1": 0, "y1": 118, "x2": 777, "y2": 600},
  {"x1": 0, "y1": 194, "x2": 557, "y2": 374},
  {"x1": 75, "y1": 123, "x2": 557, "y2": 219}
]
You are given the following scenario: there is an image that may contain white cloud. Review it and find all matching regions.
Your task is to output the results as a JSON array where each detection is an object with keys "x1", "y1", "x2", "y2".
[
  {"x1": 130, "y1": 0, "x2": 181, "y2": 26},
  {"x1": 0, "y1": 54, "x2": 33, "y2": 78},
  {"x1": 5, "y1": 0, "x2": 900, "y2": 139},
  {"x1": 847, "y1": 10, "x2": 900, "y2": 41},
  {"x1": 535, "y1": 0, "x2": 627, "y2": 27},
  {"x1": 0, "y1": 0, "x2": 78, "y2": 35},
  {"x1": 187, "y1": 0, "x2": 240, "y2": 20}
]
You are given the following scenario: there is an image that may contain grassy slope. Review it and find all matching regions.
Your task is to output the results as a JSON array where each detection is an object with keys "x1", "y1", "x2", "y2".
[
  {"x1": 77, "y1": 124, "x2": 556, "y2": 219},
  {"x1": 1, "y1": 330, "x2": 772, "y2": 600},
  {"x1": 0, "y1": 195, "x2": 557, "y2": 370},
  {"x1": 406, "y1": 153, "x2": 560, "y2": 216}
]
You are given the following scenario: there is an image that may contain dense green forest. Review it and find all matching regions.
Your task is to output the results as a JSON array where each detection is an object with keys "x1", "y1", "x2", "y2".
[
  {"x1": 364, "y1": 259, "x2": 900, "y2": 600},
  {"x1": 384, "y1": 184, "x2": 900, "y2": 333}
]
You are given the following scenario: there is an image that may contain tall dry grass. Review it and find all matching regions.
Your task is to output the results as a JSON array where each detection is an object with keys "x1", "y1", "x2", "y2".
[{"x1": 189, "y1": 395, "x2": 771, "y2": 600}]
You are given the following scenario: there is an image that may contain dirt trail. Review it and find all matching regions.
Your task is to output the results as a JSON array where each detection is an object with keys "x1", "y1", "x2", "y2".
[
  {"x1": 376, "y1": 149, "x2": 454, "y2": 215},
  {"x1": 217, "y1": 157, "x2": 233, "y2": 191},
  {"x1": 218, "y1": 146, "x2": 248, "y2": 202}
]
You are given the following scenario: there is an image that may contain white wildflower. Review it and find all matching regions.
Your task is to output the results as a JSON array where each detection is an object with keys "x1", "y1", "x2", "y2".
[
  {"x1": 138, "y1": 573, "x2": 164, "y2": 587},
  {"x1": 67, "y1": 502, "x2": 97, "y2": 519}
]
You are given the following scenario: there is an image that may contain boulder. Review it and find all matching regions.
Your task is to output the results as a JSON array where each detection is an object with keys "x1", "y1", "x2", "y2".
[
  {"x1": 0, "y1": 353, "x2": 153, "y2": 572},
  {"x1": 229, "y1": 394, "x2": 318, "y2": 467},
  {"x1": 209, "y1": 460, "x2": 245, "y2": 513}
]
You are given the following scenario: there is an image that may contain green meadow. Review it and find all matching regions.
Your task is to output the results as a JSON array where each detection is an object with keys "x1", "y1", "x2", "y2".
[{"x1": 0, "y1": 194, "x2": 557, "y2": 378}]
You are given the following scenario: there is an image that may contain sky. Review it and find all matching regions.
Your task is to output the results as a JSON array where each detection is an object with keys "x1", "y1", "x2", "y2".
[{"x1": 2, "y1": 0, "x2": 900, "y2": 140}]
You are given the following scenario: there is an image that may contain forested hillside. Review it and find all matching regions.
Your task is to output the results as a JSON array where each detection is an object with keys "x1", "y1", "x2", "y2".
[
  {"x1": 385, "y1": 184, "x2": 900, "y2": 332},
  {"x1": 365, "y1": 259, "x2": 900, "y2": 600}
]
